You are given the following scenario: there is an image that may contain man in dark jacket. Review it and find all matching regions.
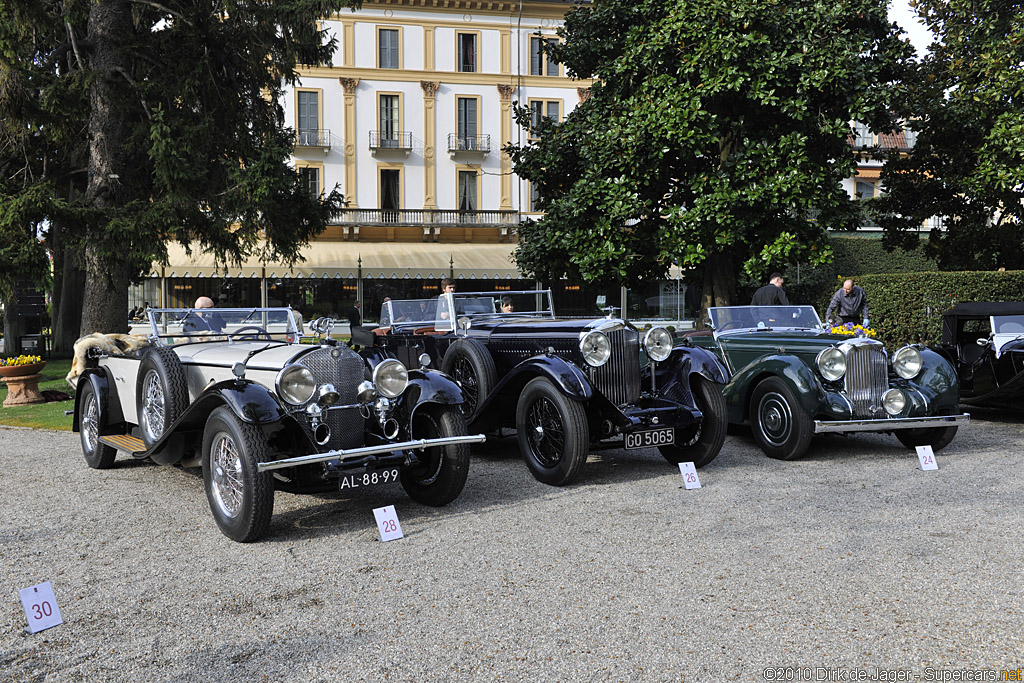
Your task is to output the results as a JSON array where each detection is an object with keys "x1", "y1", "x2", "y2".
[
  {"x1": 750, "y1": 273, "x2": 790, "y2": 306},
  {"x1": 346, "y1": 301, "x2": 361, "y2": 329},
  {"x1": 825, "y1": 279, "x2": 870, "y2": 326}
]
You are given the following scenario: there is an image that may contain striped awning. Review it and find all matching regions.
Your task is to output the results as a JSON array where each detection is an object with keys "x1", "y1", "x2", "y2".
[{"x1": 156, "y1": 241, "x2": 522, "y2": 280}]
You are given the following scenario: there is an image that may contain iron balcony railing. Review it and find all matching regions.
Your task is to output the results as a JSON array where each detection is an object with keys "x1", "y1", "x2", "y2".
[
  {"x1": 369, "y1": 130, "x2": 413, "y2": 150},
  {"x1": 333, "y1": 208, "x2": 520, "y2": 227},
  {"x1": 296, "y1": 129, "x2": 332, "y2": 147},
  {"x1": 447, "y1": 134, "x2": 491, "y2": 153}
]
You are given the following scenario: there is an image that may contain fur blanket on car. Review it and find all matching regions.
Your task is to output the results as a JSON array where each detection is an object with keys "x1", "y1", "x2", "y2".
[{"x1": 66, "y1": 333, "x2": 151, "y2": 388}]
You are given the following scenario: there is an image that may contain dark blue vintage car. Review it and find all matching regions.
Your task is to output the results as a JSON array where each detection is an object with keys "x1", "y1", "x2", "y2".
[
  {"x1": 933, "y1": 302, "x2": 1024, "y2": 408},
  {"x1": 354, "y1": 290, "x2": 728, "y2": 486}
]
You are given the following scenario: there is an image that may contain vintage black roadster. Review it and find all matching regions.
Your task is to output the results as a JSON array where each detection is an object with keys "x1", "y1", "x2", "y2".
[
  {"x1": 932, "y1": 301, "x2": 1024, "y2": 408},
  {"x1": 355, "y1": 290, "x2": 729, "y2": 486},
  {"x1": 686, "y1": 305, "x2": 970, "y2": 460},
  {"x1": 70, "y1": 307, "x2": 483, "y2": 542}
]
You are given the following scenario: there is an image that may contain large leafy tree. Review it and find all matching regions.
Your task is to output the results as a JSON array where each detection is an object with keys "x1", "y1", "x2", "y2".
[
  {"x1": 0, "y1": 0, "x2": 360, "y2": 337},
  {"x1": 874, "y1": 0, "x2": 1024, "y2": 269},
  {"x1": 507, "y1": 0, "x2": 911, "y2": 309}
]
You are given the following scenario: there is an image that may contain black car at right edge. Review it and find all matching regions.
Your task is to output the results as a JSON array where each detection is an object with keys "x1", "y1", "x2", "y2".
[{"x1": 933, "y1": 302, "x2": 1024, "y2": 408}]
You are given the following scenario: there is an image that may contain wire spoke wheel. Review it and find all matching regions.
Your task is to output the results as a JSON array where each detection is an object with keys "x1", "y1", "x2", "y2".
[
  {"x1": 141, "y1": 370, "x2": 165, "y2": 442},
  {"x1": 209, "y1": 432, "x2": 244, "y2": 519},
  {"x1": 527, "y1": 396, "x2": 567, "y2": 467},
  {"x1": 451, "y1": 356, "x2": 479, "y2": 414}
]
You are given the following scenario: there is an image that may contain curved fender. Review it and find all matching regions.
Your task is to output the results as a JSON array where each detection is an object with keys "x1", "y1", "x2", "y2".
[
  {"x1": 651, "y1": 345, "x2": 729, "y2": 386},
  {"x1": 358, "y1": 346, "x2": 394, "y2": 370},
  {"x1": 904, "y1": 347, "x2": 961, "y2": 414},
  {"x1": 471, "y1": 355, "x2": 593, "y2": 431},
  {"x1": 190, "y1": 380, "x2": 289, "y2": 425},
  {"x1": 72, "y1": 368, "x2": 125, "y2": 434},
  {"x1": 723, "y1": 355, "x2": 826, "y2": 424},
  {"x1": 394, "y1": 369, "x2": 467, "y2": 432}
]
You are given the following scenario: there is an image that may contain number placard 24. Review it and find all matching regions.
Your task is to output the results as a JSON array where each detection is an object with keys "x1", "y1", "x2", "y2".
[{"x1": 916, "y1": 445, "x2": 939, "y2": 471}]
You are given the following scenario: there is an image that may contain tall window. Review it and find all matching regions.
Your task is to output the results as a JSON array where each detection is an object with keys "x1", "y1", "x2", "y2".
[
  {"x1": 379, "y1": 28, "x2": 399, "y2": 69},
  {"x1": 457, "y1": 33, "x2": 476, "y2": 72},
  {"x1": 379, "y1": 94, "x2": 399, "y2": 147},
  {"x1": 458, "y1": 170, "x2": 478, "y2": 215},
  {"x1": 297, "y1": 91, "x2": 319, "y2": 145},
  {"x1": 457, "y1": 97, "x2": 478, "y2": 150},
  {"x1": 853, "y1": 122, "x2": 873, "y2": 147},
  {"x1": 381, "y1": 168, "x2": 400, "y2": 222},
  {"x1": 530, "y1": 36, "x2": 558, "y2": 76},
  {"x1": 529, "y1": 182, "x2": 542, "y2": 212},
  {"x1": 298, "y1": 167, "x2": 320, "y2": 197},
  {"x1": 856, "y1": 180, "x2": 877, "y2": 199},
  {"x1": 529, "y1": 100, "x2": 560, "y2": 138}
]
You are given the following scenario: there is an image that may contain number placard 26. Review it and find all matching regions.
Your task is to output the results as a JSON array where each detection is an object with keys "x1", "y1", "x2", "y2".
[
  {"x1": 678, "y1": 462, "x2": 702, "y2": 489},
  {"x1": 18, "y1": 582, "x2": 63, "y2": 634}
]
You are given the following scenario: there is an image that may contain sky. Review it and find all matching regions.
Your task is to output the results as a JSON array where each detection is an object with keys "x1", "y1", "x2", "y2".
[{"x1": 888, "y1": 0, "x2": 935, "y2": 56}]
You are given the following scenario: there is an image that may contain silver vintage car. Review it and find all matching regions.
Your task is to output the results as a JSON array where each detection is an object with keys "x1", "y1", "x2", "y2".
[{"x1": 71, "y1": 307, "x2": 483, "y2": 542}]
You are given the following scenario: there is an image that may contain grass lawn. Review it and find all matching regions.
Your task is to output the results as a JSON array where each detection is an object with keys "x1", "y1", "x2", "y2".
[{"x1": 0, "y1": 358, "x2": 75, "y2": 431}]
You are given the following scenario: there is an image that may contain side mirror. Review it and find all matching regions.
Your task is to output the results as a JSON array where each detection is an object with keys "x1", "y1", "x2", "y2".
[{"x1": 976, "y1": 337, "x2": 990, "y2": 347}]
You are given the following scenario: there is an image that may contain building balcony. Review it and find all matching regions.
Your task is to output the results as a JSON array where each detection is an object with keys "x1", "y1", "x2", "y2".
[
  {"x1": 369, "y1": 130, "x2": 413, "y2": 156},
  {"x1": 448, "y1": 133, "x2": 491, "y2": 158},
  {"x1": 295, "y1": 129, "x2": 332, "y2": 154},
  {"x1": 332, "y1": 208, "x2": 520, "y2": 242}
]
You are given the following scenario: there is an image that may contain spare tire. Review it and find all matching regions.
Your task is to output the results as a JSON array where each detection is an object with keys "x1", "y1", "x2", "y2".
[
  {"x1": 136, "y1": 346, "x2": 189, "y2": 448},
  {"x1": 441, "y1": 338, "x2": 496, "y2": 419}
]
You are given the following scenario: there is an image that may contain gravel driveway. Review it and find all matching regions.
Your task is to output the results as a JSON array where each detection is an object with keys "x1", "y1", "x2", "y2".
[{"x1": 2, "y1": 415, "x2": 1022, "y2": 682}]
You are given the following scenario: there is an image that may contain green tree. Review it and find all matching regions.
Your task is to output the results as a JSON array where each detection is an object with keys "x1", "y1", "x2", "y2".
[
  {"x1": 0, "y1": 0, "x2": 360, "y2": 338},
  {"x1": 506, "y1": 0, "x2": 911, "y2": 311},
  {"x1": 874, "y1": 0, "x2": 1024, "y2": 270}
]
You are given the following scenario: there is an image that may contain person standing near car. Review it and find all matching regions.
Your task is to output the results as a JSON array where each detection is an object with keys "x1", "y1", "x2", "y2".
[
  {"x1": 825, "y1": 279, "x2": 870, "y2": 326},
  {"x1": 750, "y1": 273, "x2": 791, "y2": 306},
  {"x1": 346, "y1": 300, "x2": 361, "y2": 329}
]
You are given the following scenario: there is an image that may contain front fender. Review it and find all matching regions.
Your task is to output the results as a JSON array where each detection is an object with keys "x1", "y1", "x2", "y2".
[
  {"x1": 471, "y1": 355, "x2": 593, "y2": 431},
  {"x1": 907, "y1": 347, "x2": 961, "y2": 413},
  {"x1": 393, "y1": 369, "x2": 467, "y2": 432},
  {"x1": 71, "y1": 367, "x2": 125, "y2": 434},
  {"x1": 724, "y1": 354, "x2": 825, "y2": 424},
  {"x1": 653, "y1": 344, "x2": 729, "y2": 385}
]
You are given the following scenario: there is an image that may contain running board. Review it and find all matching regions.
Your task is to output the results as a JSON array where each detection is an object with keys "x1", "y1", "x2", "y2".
[{"x1": 99, "y1": 434, "x2": 148, "y2": 456}]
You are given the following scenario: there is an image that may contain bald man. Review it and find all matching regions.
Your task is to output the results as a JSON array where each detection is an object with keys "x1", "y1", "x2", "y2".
[
  {"x1": 825, "y1": 279, "x2": 870, "y2": 326},
  {"x1": 183, "y1": 295, "x2": 225, "y2": 333}
]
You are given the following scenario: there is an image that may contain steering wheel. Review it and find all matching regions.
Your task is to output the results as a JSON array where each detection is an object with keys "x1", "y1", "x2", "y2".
[
  {"x1": 717, "y1": 320, "x2": 747, "y2": 331},
  {"x1": 230, "y1": 325, "x2": 272, "y2": 341}
]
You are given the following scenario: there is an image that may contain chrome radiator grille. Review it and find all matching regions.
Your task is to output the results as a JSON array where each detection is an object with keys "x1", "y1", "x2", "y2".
[
  {"x1": 298, "y1": 346, "x2": 365, "y2": 450},
  {"x1": 590, "y1": 329, "x2": 641, "y2": 406},
  {"x1": 844, "y1": 345, "x2": 889, "y2": 418}
]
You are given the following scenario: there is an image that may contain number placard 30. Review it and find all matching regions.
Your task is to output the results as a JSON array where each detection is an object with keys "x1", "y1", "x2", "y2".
[{"x1": 18, "y1": 582, "x2": 63, "y2": 634}]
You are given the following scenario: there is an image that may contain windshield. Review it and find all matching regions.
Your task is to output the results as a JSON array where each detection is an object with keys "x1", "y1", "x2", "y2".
[
  {"x1": 147, "y1": 307, "x2": 300, "y2": 346},
  {"x1": 379, "y1": 299, "x2": 438, "y2": 328},
  {"x1": 709, "y1": 305, "x2": 823, "y2": 334},
  {"x1": 992, "y1": 315, "x2": 1024, "y2": 335},
  {"x1": 435, "y1": 290, "x2": 556, "y2": 331}
]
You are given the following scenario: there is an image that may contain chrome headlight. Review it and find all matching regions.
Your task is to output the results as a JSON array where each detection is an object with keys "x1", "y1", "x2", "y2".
[
  {"x1": 317, "y1": 383, "x2": 340, "y2": 407},
  {"x1": 882, "y1": 388, "x2": 906, "y2": 415},
  {"x1": 892, "y1": 346, "x2": 923, "y2": 379},
  {"x1": 373, "y1": 358, "x2": 409, "y2": 398},
  {"x1": 356, "y1": 380, "x2": 377, "y2": 404},
  {"x1": 816, "y1": 347, "x2": 846, "y2": 382},
  {"x1": 276, "y1": 365, "x2": 316, "y2": 405},
  {"x1": 642, "y1": 327, "x2": 673, "y2": 363},
  {"x1": 579, "y1": 330, "x2": 611, "y2": 367}
]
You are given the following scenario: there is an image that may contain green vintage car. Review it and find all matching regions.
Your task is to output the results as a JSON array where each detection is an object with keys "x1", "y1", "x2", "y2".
[{"x1": 686, "y1": 305, "x2": 970, "y2": 460}]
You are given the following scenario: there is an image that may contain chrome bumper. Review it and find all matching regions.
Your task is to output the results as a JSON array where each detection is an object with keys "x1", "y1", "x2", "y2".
[
  {"x1": 814, "y1": 413, "x2": 970, "y2": 434},
  {"x1": 256, "y1": 434, "x2": 486, "y2": 473}
]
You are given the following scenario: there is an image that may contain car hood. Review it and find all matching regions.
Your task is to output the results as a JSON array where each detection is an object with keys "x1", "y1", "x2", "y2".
[
  {"x1": 173, "y1": 341, "x2": 309, "y2": 369},
  {"x1": 467, "y1": 317, "x2": 633, "y2": 338}
]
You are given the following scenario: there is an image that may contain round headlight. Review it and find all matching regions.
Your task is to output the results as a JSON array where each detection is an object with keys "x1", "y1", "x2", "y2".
[
  {"x1": 643, "y1": 327, "x2": 673, "y2": 363},
  {"x1": 882, "y1": 388, "x2": 906, "y2": 415},
  {"x1": 579, "y1": 330, "x2": 611, "y2": 367},
  {"x1": 816, "y1": 347, "x2": 847, "y2": 381},
  {"x1": 892, "y1": 346, "x2": 923, "y2": 379},
  {"x1": 276, "y1": 365, "x2": 316, "y2": 405},
  {"x1": 373, "y1": 358, "x2": 409, "y2": 398}
]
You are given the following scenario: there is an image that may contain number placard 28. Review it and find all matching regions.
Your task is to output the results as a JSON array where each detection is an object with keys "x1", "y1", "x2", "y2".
[{"x1": 373, "y1": 505, "x2": 404, "y2": 542}]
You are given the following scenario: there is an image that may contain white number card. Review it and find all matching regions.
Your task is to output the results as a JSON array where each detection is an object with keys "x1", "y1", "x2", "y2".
[
  {"x1": 678, "y1": 462, "x2": 702, "y2": 489},
  {"x1": 19, "y1": 582, "x2": 63, "y2": 634},
  {"x1": 916, "y1": 445, "x2": 939, "y2": 471},
  {"x1": 373, "y1": 505, "x2": 404, "y2": 542}
]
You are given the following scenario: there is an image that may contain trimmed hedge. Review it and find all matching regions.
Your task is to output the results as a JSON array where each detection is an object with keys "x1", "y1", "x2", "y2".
[{"x1": 821, "y1": 270, "x2": 1024, "y2": 346}]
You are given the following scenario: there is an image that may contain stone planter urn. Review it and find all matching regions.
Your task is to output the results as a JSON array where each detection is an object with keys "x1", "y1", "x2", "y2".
[{"x1": 1, "y1": 362, "x2": 47, "y2": 407}]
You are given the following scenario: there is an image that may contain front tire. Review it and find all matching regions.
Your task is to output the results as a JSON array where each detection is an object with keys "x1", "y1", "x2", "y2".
[
  {"x1": 749, "y1": 377, "x2": 813, "y2": 460},
  {"x1": 658, "y1": 376, "x2": 727, "y2": 468},
  {"x1": 401, "y1": 407, "x2": 471, "y2": 507},
  {"x1": 79, "y1": 382, "x2": 117, "y2": 469},
  {"x1": 137, "y1": 346, "x2": 188, "y2": 448},
  {"x1": 201, "y1": 406, "x2": 275, "y2": 542},
  {"x1": 516, "y1": 377, "x2": 589, "y2": 486},
  {"x1": 895, "y1": 415, "x2": 958, "y2": 452},
  {"x1": 441, "y1": 338, "x2": 496, "y2": 419}
]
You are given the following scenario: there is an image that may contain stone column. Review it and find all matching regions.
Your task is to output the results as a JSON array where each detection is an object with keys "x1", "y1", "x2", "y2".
[
  {"x1": 339, "y1": 77, "x2": 360, "y2": 207},
  {"x1": 421, "y1": 80, "x2": 440, "y2": 212},
  {"x1": 497, "y1": 84, "x2": 516, "y2": 211}
]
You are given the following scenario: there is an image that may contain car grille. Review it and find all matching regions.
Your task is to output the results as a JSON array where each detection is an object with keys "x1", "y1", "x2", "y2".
[
  {"x1": 298, "y1": 346, "x2": 365, "y2": 451},
  {"x1": 844, "y1": 345, "x2": 889, "y2": 418},
  {"x1": 589, "y1": 328, "x2": 641, "y2": 407}
]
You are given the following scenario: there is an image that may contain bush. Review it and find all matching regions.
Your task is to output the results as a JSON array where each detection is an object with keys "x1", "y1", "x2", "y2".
[{"x1": 826, "y1": 271, "x2": 1024, "y2": 346}]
